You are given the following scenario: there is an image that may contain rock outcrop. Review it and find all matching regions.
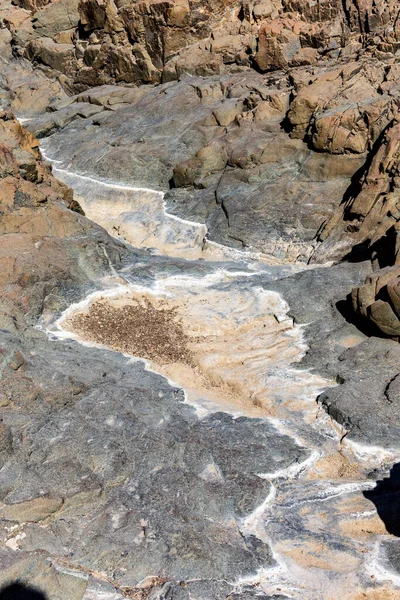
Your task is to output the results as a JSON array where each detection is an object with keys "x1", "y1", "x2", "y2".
[
  {"x1": 0, "y1": 109, "x2": 125, "y2": 333},
  {"x1": 0, "y1": 68, "x2": 315, "y2": 599},
  {"x1": 3, "y1": 0, "x2": 400, "y2": 91},
  {"x1": 313, "y1": 113, "x2": 400, "y2": 337}
]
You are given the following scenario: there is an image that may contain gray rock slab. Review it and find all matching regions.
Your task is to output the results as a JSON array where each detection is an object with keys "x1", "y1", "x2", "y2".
[
  {"x1": 0, "y1": 328, "x2": 308, "y2": 589},
  {"x1": 263, "y1": 261, "x2": 400, "y2": 448}
]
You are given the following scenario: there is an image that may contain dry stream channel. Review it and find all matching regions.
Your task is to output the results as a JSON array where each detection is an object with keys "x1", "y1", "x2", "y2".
[{"x1": 38, "y1": 139, "x2": 400, "y2": 600}]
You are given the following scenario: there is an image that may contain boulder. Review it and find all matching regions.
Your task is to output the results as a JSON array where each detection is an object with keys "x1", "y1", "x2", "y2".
[
  {"x1": 255, "y1": 18, "x2": 301, "y2": 71},
  {"x1": 25, "y1": 37, "x2": 76, "y2": 75},
  {"x1": 352, "y1": 266, "x2": 400, "y2": 337},
  {"x1": 32, "y1": 0, "x2": 80, "y2": 39}
]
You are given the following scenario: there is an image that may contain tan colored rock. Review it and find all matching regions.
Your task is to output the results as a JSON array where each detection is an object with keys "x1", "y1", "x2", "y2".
[
  {"x1": 80, "y1": 42, "x2": 143, "y2": 84},
  {"x1": 119, "y1": 0, "x2": 238, "y2": 73},
  {"x1": 287, "y1": 67, "x2": 342, "y2": 137},
  {"x1": 8, "y1": 0, "x2": 400, "y2": 93},
  {"x1": 164, "y1": 46, "x2": 223, "y2": 81},
  {"x1": 0, "y1": 496, "x2": 63, "y2": 523},
  {"x1": 1, "y1": 6, "x2": 35, "y2": 47},
  {"x1": 0, "y1": 112, "x2": 108, "y2": 331},
  {"x1": 255, "y1": 18, "x2": 301, "y2": 71},
  {"x1": 173, "y1": 142, "x2": 228, "y2": 186},
  {"x1": 288, "y1": 61, "x2": 394, "y2": 156},
  {"x1": 1, "y1": 7, "x2": 32, "y2": 35},
  {"x1": 315, "y1": 120, "x2": 400, "y2": 265},
  {"x1": 54, "y1": 28, "x2": 75, "y2": 43},
  {"x1": 253, "y1": 0, "x2": 282, "y2": 22},
  {"x1": 284, "y1": 0, "x2": 342, "y2": 22},
  {"x1": 352, "y1": 265, "x2": 400, "y2": 337},
  {"x1": 25, "y1": 38, "x2": 76, "y2": 75},
  {"x1": 32, "y1": 0, "x2": 80, "y2": 39},
  {"x1": 213, "y1": 99, "x2": 244, "y2": 126},
  {"x1": 12, "y1": 0, "x2": 52, "y2": 10},
  {"x1": 211, "y1": 28, "x2": 254, "y2": 65},
  {"x1": 291, "y1": 46, "x2": 319, "y2": 66}
]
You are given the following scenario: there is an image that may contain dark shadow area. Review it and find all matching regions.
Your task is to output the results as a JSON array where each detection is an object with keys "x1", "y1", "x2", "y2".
[
  {"x1": 76, "y1": 20, "x2": 92, "y2": 40},
  {"x1": 279, "y1": 113, "x2": 292, "y2": 134},
  {"x1": 370, "y1": 224, "x2": 398, "y2": 269},
  {"x1": 336, "y1": 293, "x2": 387, "y2": 338},
  {"x1": 342, "y1": 225, "x2": 399, "y2": 267},
  {"x1": 364, "y1": 463, "x2": 400, "y2": 536},
  {"x1": 0, "y1": 583, "x2": 48, "y2": 600},
  {"x1": 341, "y1": 225, "x2": 398, "y2": 267},
  {"x1": 237, "y1": 3, "x2": 246, "y2": 21},
  {"x1": 341, "y1": 123, "x2": 392, "y2": 212},
  {"x1": 341, "y1": 239, "x2": 372, "y2": 263},
  {"x1": 248, "y1": 55, "x2": 268, "y2": 75},
  {"x1": 341, "y1": 0, "x2": 352, "y2": 28}
]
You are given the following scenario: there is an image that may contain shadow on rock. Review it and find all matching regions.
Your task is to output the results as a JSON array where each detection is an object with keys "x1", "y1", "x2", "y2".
[
  {"x1": 336, "y1": 293, "x2": 386, "y2": 338},
  {"x1": 364, "y1": 463, "x2": 400, "y2": 536},
  {"x1": 0, "y1": 583, "x2": 48, "y2": 600}
]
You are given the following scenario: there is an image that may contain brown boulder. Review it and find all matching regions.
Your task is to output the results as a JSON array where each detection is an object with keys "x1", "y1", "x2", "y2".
[
  {"x1": 254, "y1": 18, "x2": 301, "y2": 71},
  {"x1": 352, "y1": 266, "x2": 400, "y2": 337},
  {"x1": 25, "y1": 37, "x2": 76, "y2": 75},
  {"x1": 287, "y1": 61, "x2": 390, "y2": 150}
]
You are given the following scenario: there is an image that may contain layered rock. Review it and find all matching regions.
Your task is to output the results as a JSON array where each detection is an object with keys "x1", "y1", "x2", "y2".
[
  {"x1": 286, "y1": 60, "x2": 398, "y2": 151},
  {"x1": 351, "y1": 265, "x2": 400, "y2": 337},
  {"x1": 317, "y1": 118, "x2": 400, "y2": 259},
  {"x1": 21, "y1": 71, "x2": 369, "y2": 261},
  {"x1": 6, "y1": 0, "x2": 400, "y2": 335},
  {"x1": 0, "y1": 109, "x2": 125, "y2": 332},
  {"x1": 311, "y1": 113, "x2": 400, "y2": 337}
]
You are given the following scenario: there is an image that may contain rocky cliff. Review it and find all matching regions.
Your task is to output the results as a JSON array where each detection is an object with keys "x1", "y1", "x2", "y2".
[{"x1": 7, "y1": 0, "x2": 400, "y2": 89}]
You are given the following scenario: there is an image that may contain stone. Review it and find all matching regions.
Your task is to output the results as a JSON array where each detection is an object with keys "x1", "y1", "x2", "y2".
[
  {"x1": 0, "y1": 497, "x2": 63, "y2": 523},
  {"x1": 32, "y1": 0, "x2": 80, "y2": 39},
  {"x1": 255, "y1": 18, "x2": 301, "y2": 71},
  {"x1": 0, "y1": 551, "x2": 88, "y2": 600},
  {"x1": 25, "y1": 38, "x2": 76, "y2": 75},
  {"x1": 32, "y1": 71, "x2": 368, "y2": 261}
]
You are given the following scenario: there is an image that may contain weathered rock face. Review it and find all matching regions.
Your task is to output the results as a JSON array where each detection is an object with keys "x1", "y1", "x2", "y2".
[
  {"x1": 9, "y1": 0, "x2": 400, "y2": 272},
  {"x1": 0, "y1": 110, "x2": 125, "y2": 333},
  {"x1": 5, "y1": 0, "x2": 400, "y2": 319},
  {"x1": 4, "y1": 0, "x2": 400, "y2": 92},
  {"x1": 8, "y1": 0, "x2": 244, "y2": 88},
  {"x1": 311, "y1": 111, "x2": 400, "y2": 337},
  {"x1": 0, "y1": 61, "x2": 324, "y2": 598},
  {"x1": 315, "y1": 116, "x2": 400, "y2": 261},
  {"x1": 0, "y1": 327, "x2": 311, "y2": 596},
  {"x1": 287, "y1": 60, "x2": 398, "y2": 152},
  {"x1": 6, "y1": 0, "x2": 400, "y2": 330},
  {"x1": 351, "y1": 266, "x2": 400, "y2": 337}
]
